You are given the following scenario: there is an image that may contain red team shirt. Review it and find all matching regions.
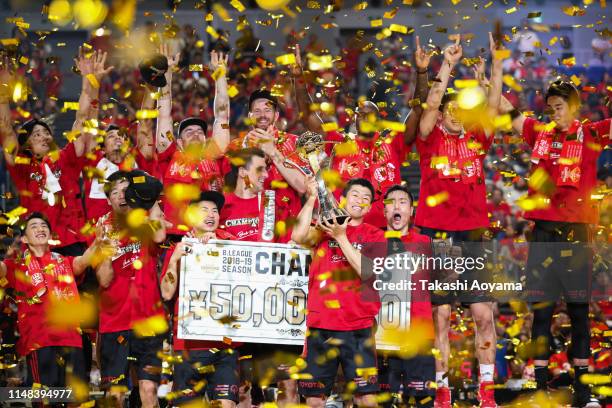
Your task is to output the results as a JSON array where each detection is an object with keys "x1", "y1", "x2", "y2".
[
  {"x1": 3, "y1": 252, "x2": 82, "y2": 356},
  {"x1": 521, "y1": 117, "x2": 611, "y2": 224},
  {"x1": 8, "y1": 143, "x2": 86, "y2": 247},
  {"x1": 307, "y1": 222, "x2": 385, "y2": 331},
  {"x1": 415, "y1": 124, "x2": 491, "y2": 231},
  {"x1": 326, "y1": 131, "x2": 410, "y2": 228},
  {"x1": 157, "y1": 143, "x2": 224, "y2": 235},
  {"x1": 96, "y1": 213, "x2": 164, "y2": 333}
]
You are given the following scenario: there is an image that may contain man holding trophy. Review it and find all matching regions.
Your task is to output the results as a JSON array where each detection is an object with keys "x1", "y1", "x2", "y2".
[{"x1": 292, "y1": 171, "x2": 385, "y2": 408}]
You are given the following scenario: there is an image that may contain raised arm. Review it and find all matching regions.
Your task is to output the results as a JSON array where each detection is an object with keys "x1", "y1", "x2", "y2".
[
  {"x1": 156, "y1": 43, "x2": 179, "y2": 154},
  {"x1": 0, "y1": 56, "x2": 18, "y2": 166},
  {"x1": 148, "y1": 201, "x2": 168, "y2": 244},
  {"x1": 136, "y1": 85, "x2": 156, "y2": 160},
  {"x1": 419, "y1": 36, "x2": 463, "y2": 140},
  {"x1": 210, "y1": 50, "x2": 230, "y2": 155},
  {"x1": 291, "y1": 176, "x2": 318, "y2": 244},
  {"x1": 487, "y1": 32, "x2": 504, "y2": 118},
  {"x1": 73, "y1": 48, "x2": 113, "y2": 156},
  {"x1": 404, "y1": 36, "x2": 431, "y2": 145}
]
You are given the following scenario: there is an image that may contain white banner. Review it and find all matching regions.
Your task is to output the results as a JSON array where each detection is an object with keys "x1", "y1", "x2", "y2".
[{"x1": 177, "y1": 239, "x2": 311, "y2": 345}]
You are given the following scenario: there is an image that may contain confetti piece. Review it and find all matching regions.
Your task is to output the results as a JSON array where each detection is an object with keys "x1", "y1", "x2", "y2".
[
  {"x1": 562, "y1": 5, "x2": 586, "y2": 16},
  {"x1": 389, "y1": 24, "x2": 408, "y2": 34},
  {"x1": 0, "y1": 38, "x2": 18, "y2": 46},
  {"x1": 370, "y1": 19, "x2": 383, "y2": 27},
  {"x1": 324, "y1": 299, "x2": 340, "y2": 309},
  {"x1": 206, "y1": 25, "x2": 219, "y2": 39},
  {"x1": 562, "y1": 56, "x2": 576, "y2": 67},
  {"x1": 189, "y1": 64, "x2": 204, "y2": 71},
  {"x1": 528, "y1": 11, "x2": 542, "y2": 18},
  {"x1": 426, "y1": 191, "x2": 449, "y2": 207},
  {"x1": 62, "y1": 101, "x2": 80, "y2": 111},
  {"x1": 228, "y1": 85, "x2": 239, "y2": 98},
  {"x1": 230, "y1": 0, "x2": 246, "y2": 11},
  {"x1": 135, "y1": 109, "x2": 159, "y2": 119},
  {"x1": 210, "y1": 66, "x2": 225, "y2": 81},
  {"x1": 505, "y1": 6, "x2": 517, "y2": 14},
  {"x1": 321, "y1": 122, "x2": 339, "y2": 132},
  {"x1": 276, "y1": 53, "x2": 296, "y2": 65},
  {"x1": 384, "y1": 230, "x2": 402, "y2": 239},
  {"x1": 503, "y1": 75, "x2": 523, "y2": 92},
  {"x1": 132, "y1": 315, "x2": 168, "y2": 337},
  {"x1": 494, "y1": 49, "x2": 511, "y2": 60}
]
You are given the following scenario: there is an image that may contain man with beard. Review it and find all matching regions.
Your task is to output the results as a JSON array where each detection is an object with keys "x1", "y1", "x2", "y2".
[
  {"x1": 292, "y1": 177, "x2": 385, "y2": 408},
  {"x1": 500, "y1": 79, "x2": 610, "y2": 408},
  {"x1": 292, "y1": 37, "x2": 431, "y2": 228},
  {"x1": 415, "y1": 34, "x2": 503, "y2": 408},
  {"x1": 93, "y1": 170, "x2": 167, "y2": 408},
  {"x1": 230, "y1": 89, "x2": 308, "y2": 237},
  {"x1": 0, "y1": 50, "x2": 111, "y2": 255},
  {"x1": 160, "y1": 191, "x2": 238, "y2": 408},
  {"x1": 156, "y1": 49, "x2": 231, "y2": 238},
  {"x1": 378, "y1": 184, "x2": 435, "y2": 408}
]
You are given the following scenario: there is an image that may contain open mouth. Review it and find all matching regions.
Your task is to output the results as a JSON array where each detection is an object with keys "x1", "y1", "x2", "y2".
[
  {"x1": 204, "y1": 219, "x2": 215, "y2": 227},
  {"x1": 119, "y1": 201, "x2": 128, "y2": 209},
  {"x1": 392, "y1": 212, "x2": 402, "y2": 223},
  {"x1": 36, "y1": 233, "x2": 47, "y2": 238}
]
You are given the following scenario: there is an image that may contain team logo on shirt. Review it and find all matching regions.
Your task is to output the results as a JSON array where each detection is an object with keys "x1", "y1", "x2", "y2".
[
  {"x1": 225, "y1": 217, "x2": 258, "y2": 227},
  {"x1": 373, "y1": 162, "x2": 396, "y2": 183},
  {"x1": 338, "y1": 160, "x2": 361, "y2": 177}
]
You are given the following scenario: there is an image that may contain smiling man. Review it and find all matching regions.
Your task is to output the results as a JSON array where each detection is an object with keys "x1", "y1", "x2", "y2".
[
  {"x1": 292, "y1": 177, "x2": 385, "y2": 408},
  {"x1": 0, "y1": 212, "x2": 103, "y2": 393}
]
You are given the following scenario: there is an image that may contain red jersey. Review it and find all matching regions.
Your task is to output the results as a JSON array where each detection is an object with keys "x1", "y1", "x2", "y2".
[
  {"x1": 7, "y1": 143, "x2": 86, "y2": 247},
  {"x1": 161, "y1": 231, "x2": 237, "y2": 351},
  {"x1": 415, "y1": 125, "x2": 491, "y2": 231},
  {"x1": 3, "y1": 251, "x2": 82, "y2": 356},
  {"x1": 400, "y1": 231, "x2": 434, "y2": 339},
  {"x1": 307, "y1": 222, "x2": 385, "y2": 331},
  {"x1": 81, "y1": 149, "x2": 156, "y2": 222},
  {"x1": 219, "y1": 192, "x2": 293, "y2": 243},
  {"x1": 521, "y1": 117, "x2": 610, "y2": 224},
  {"x1": 326, "y1": 130, "x2": 410, "y2": 229},
  {"x1": 224, "y1": 131, "x2": 307, "y2": 223},
  {"x1": 96, "y1": 213, "x2": 164, "y2": 333},
  {"x1": 157, "y1": 143, "x2": 224, "y2": 235}
]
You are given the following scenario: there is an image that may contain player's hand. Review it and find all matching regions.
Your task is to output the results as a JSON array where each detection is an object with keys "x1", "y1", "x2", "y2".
[
  {"x1": 414, "y1": 36, "x2": 432, "y2": 70},
  {"x1": 317, "y1": 216, "x2": 350, "y2": 239},
  {"x1": 443, "y1": 36, "x2": 463, "y2": 65}
]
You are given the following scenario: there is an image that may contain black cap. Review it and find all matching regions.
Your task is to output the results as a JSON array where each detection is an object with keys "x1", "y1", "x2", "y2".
[
  {"x1": 104, "y1": 170, "x2": 131, "y2": 198},
  {"x1": 248, "y1": 89, "x2": 278, "y2": 111},
  {"x1": 124, "y1": 169, "x2": 163, "y2": 210},
  {"x1": 22, "y1": 211, "x2": 52, "y2": 231},
  {"x1": 139, "y1": 54, "x2": 169, "y2": 87},
  {"x1": 192, "y1": 190, "x2": 225, "y2": 211},
  {"x1": 178, "y1": 117, "x2": 208, "y2": 137},
  {"x1": 19, "y1": 119, "x2": 52, "y2": 148}
]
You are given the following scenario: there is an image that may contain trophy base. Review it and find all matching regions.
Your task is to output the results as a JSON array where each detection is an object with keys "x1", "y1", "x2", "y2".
[{"x1": 324, "y1": 215, "x2": 349, "y2": 225}]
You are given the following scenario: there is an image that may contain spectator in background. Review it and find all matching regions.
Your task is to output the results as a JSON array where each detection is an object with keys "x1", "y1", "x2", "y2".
[
  {"x1": 513, "y1": 19, "x2": 540, "y2": 54},
  {"x1": 487, "y1": 188, "x2": 514, "y2": 238}
]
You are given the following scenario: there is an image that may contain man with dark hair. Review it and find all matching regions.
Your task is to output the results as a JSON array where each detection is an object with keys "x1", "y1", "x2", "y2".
[
  {"x1": 292, "y1": 177, "x2": 385, "y2": 408},
  {"x1": 502, "y1": 77, "x2": 610, "y2": 408},
  {"x1": 0, "y1": 212, "x2": 103, "y2": 392},
  {"x1": 0, "y1": 51, "x2": 112, "y2": 255},
  {"x1": 160, "y1": 191, "x2": 238, "y2": 408},
  {"x1": 220, "y1": 148, "x2": 286, "y2": 242},
  {"x1": 415, "y1": 34, "x2": 503, "y2": 408},
  {"x1": 293, "y1": 37, "x2": 431, "y2": 228},
  {"x1": 93, "y1": 170, "x2": 167, "y2": 408},
  {"x1": 156, "y1": 49, "x2": 231, "y2": 238},
  {"x1": 378, "y1": 184, "x2": 435, "y2": 408}
]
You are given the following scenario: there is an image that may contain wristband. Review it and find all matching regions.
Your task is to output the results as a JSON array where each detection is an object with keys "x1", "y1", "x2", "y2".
[{"x1": 417, "y1": 68, "x2": 428, "y2": 74}]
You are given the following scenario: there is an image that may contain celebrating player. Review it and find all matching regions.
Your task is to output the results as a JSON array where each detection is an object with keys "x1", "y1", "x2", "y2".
[
  {"x1": 415, "y1": 34, "x2": 503, "y2": 408},
  {"x1": 292, "y1": 177, "x2": 385, "y2": 408}
]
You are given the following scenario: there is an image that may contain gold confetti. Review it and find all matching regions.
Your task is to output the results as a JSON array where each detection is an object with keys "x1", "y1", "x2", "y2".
[
  {"x1": 206, "y1": 25, "x2": 219, "y2": 39},
  {"x1": 228, "y1": 85, "x2": 239, "y2": 98},
  {"x1": 135, "y1": 109, "x2": 159, "y2": 119},
  {"x1": 276, "y1": 53, "x2": 296, "y2": 66},
  {"x1": 426, "y1": 191, "x2": 449, "y2": 207},
  {"x1": 230, "y1": 0, "x2": 246, "y2": 12},
  {"x1": 389, "y1": 24, "x2": 408, "y2": 34},
  {"x1": 505, "y1": 6, "x2": 517, "y2": 14},
  {"x1": 189, "y1": 64, "x2": 204, "y2": 72},
  {"x1": 370, "y1": 19, "x2": 383, "y2": 27},
  {"x1": 132, "y1": 315, "x2": 168, "y2": 337},
  {"x1": 324, "y1": 299, "x2": 340, "y2": 309}
]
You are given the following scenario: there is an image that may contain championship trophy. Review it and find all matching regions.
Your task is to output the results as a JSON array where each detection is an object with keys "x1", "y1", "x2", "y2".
[{"x1": 284, "y1": 131, "x2": 349, "y2": 225}]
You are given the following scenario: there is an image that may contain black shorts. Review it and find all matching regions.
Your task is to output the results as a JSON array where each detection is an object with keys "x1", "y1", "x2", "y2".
[
  {"x1": 172, "y1": 348, "x2": 240, "y2": 403},
  {"x1": 419, "y1": 227, "x2": 492, "y2": 305},
  {"x1": 298, "y1": 327, "x2": 379, "y2": 397},
  {"x1": 26, "y1": 346, "x2": 86, "y2": 389},
  {"x1": 525, "y1": 221, "x2": 592, "y2": 303},
  {"x1": 378, "y1": 353, "x2": 435, "y2": 407},
  {"x1": 239, "y1": 343, "x2": 302, "y2": 384},
  {"x1": 99, "y1": 330, "x2": 164, "y2": 387}
]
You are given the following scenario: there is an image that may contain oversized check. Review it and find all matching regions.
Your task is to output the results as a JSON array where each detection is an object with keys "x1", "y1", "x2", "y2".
[{"x1": 177, "y1": 239, "x2": 311, "y2": 345}]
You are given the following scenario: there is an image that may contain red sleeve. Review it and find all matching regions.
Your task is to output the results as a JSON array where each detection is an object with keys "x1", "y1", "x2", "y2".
[
  {"x1": 324, "y1": 130, "x2": 345, "y2": 157},
  {"x1": 522, "y1": 117, "x2": 540, "y2": 149},
  {"x1": 135, "y1": 149, "x2": 158, "y2": 178},
  {"x1": 156, "y1": 143, "x2": 177, "y2": 181},
  {"x1": 415, "y1": 125, "x2": 440, "y2": 158},
  {"x1": 589, "y1": 118, "x2": 611, "y2": 148},
  {"x1": 6, "y1": 160, "x2": 28, "y2": 192}
]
